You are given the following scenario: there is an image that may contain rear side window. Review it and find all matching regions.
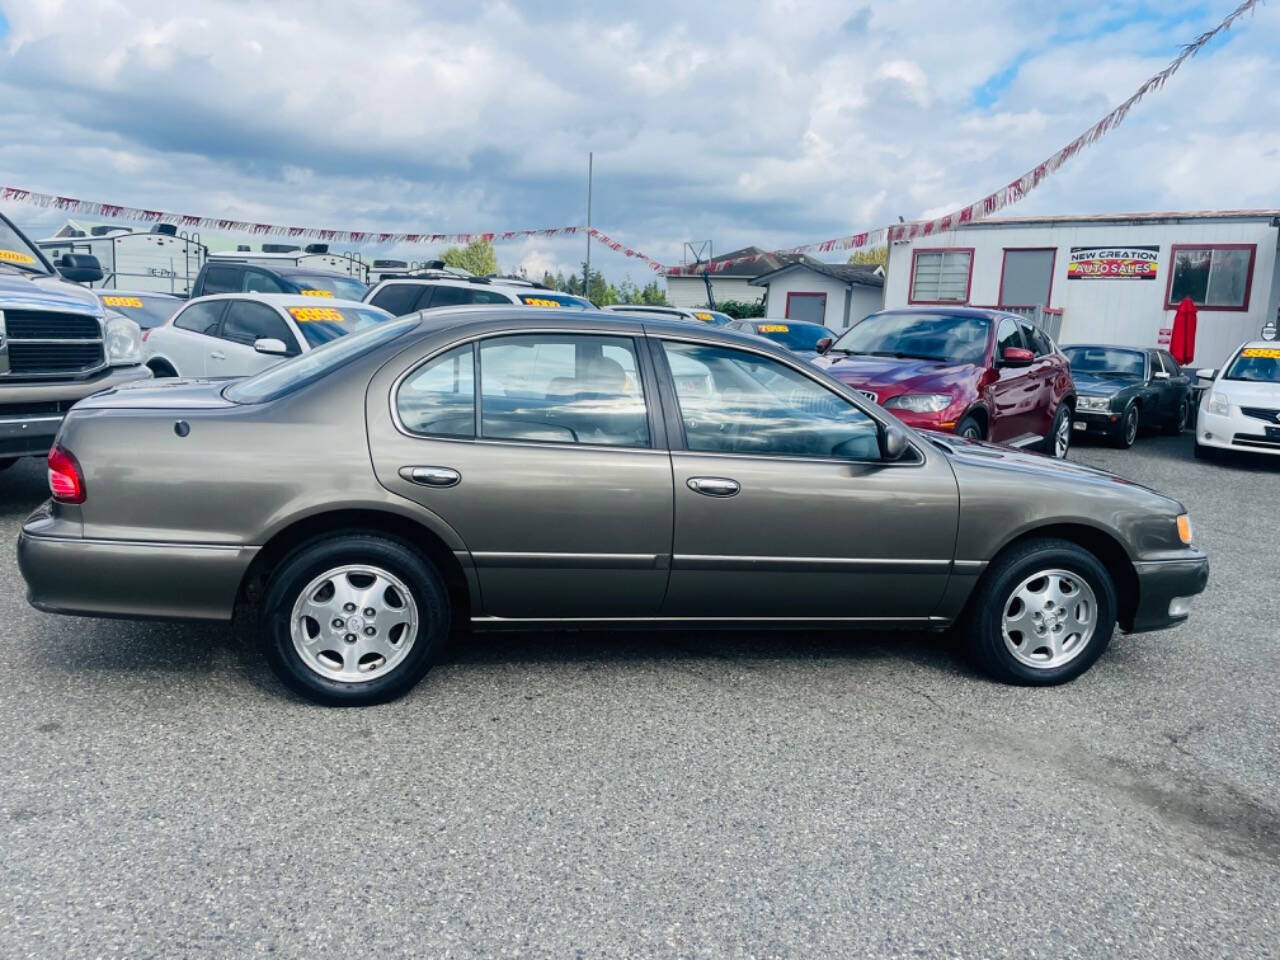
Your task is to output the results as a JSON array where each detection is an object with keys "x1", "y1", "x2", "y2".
[
  {"x1": 470, "y1": 289, "x2": 515, "y2": 304},
  {"x1": 221, "y1": 300, "x2": 297, "y2": 353},
  {"x1": 396, "y1": 344, "x2": 476, "y2": 438},
  {"x1": 425, "y1": 285, "x2": 475, "y2": 308},
  {"x1": 1159, "y1": 351, "x2": 1180, "y2": 375},
  {"x1": 1022, "y1": 323, "x2": 1053, "y2": 357},
  {"x1": 370, "y1": 283, "x2": 427, "y2": 317},
  {"x1": 200, "y1": 266, "x2": 241, "y2": 295},
  {"x1": 174, "y1": 300, "x2": 225, "y2": 335}
]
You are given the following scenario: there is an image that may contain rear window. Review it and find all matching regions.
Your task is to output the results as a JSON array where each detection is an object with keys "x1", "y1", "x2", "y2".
[
  {"x1": 752, "y1": 321, "x2": 834, "y2": 352},
  {"x1": 224, "y1": 318, "x2": 417, "y2": 404},
  {"x1": 519, "y1": 293, "x2": 593, "y2": 310},
  {"x1": 292, "y1": 274, "x2": 369, "y2": 301},
  {"x1": 99, "y1": 294, "x2": 180, "y2": 329},
  {"x1": 286, "y1": 305, "x2": 393, "y2": 348}
]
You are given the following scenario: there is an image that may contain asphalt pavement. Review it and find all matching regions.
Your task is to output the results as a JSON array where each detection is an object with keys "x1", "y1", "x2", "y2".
[{"x1": 1, "y1": 433, "x2": 1277, "y2": 959}]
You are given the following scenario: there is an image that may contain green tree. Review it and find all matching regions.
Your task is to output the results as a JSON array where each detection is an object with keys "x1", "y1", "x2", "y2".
[{"x1": 441, "y1": 238, "x2": 499, "y2": 276}]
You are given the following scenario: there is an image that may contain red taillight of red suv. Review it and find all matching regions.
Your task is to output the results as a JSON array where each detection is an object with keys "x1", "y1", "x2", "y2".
[{"x1": 48, "y1": 444, "x2": 86, "y2": 504}]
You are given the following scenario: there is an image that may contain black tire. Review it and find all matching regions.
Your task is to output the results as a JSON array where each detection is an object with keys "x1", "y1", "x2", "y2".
[
  {"x1": 1162, "y1": 398, "x2": 1189, "y2": 436},
  {"x1": 260, "y1": 534, "x2": 450, "y2": 706},
  {"x1": 1111, "y1": 403, "x2": 1139, "y2": 448},
  {"x1": 955, "y1": 414, "x2": 985, "y2": 441},
  {"x1": 962, "y1": 537, "x2": 1117, "y2": 686},
  {"x1": 0, "y1": 457, "x2": 18, "y2": 471},
  {"x1": 1040, "y1": 404, "x2": 1071, "y2": 458}
]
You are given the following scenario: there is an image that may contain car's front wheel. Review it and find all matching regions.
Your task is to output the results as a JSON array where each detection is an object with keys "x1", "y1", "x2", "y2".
[
  {"x1": 955, "y1": 414, "x2": 985, "y2": 441},
  {"x1": 1112, "y1": 403, "x2": 1140, "y2": 448},
  {"x1": 261, "y1": 534, "x2": 450, "y2": 706},
  {"x1": 963, "y1": 537, "x2": 1117, "y2": 685}
]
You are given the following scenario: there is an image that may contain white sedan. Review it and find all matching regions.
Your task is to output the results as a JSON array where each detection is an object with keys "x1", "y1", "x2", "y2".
[
  {"x1": 1195, "y1": 340, "x2": 1280, "y2": 459},
  {"x1": 143, "y1": 293, "x2": 392, "y2": 379}
]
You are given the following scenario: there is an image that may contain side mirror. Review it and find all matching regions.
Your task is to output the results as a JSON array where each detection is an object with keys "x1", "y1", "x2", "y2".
[
  {"x1": 878, "y1": 423, "x2": 909, "y2": 462},
  {"x1": 56, "y1": 253, "x2": 104, "y2": 284},
  {"x1": 253, "y1": 337, "x2": 289, "y2": 356},
  {"x1": 1194, "y1": 368, "x2": 1217, "y2": 383},
  {"x1": 815, "y1": 337, "x2": 833, "y2": 355},
  {"x1": 1000, "y1": 346, "x2": 1034, "y2": 367}
]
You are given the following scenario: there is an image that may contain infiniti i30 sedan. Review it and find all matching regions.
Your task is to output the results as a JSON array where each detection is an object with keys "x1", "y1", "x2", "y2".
[{"x1": 19, "y1": 310, "x2": 1208, "y2": 706}]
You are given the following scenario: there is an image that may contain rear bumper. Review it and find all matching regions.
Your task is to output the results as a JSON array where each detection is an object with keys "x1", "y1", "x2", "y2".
[
  {"x1": 0, "y1": 365, "x2": 152, "y2": 457},
  {"x1": 17, "y1": 524, "x2": 255, "y2": 621},
  {"x1": 1126, "y1": 552, "x2": 1210, "y2": 633}
]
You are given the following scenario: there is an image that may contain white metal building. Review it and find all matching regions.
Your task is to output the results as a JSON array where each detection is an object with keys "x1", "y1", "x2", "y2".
[
  {"x1": 664, "y1": 246, "x2": 790, "y2": 309},
  {"x1": 883, "y1": 210, "x2": 1280, "y2": 367},
  {"x1": 750, "y1": 261, "x2": 884, "y2": 330}
]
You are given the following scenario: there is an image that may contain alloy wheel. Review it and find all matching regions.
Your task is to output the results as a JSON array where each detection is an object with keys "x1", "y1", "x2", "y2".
[
  {"x1": 1124, "y1": 406, "x2": 1139, "y2": 446},
  {"x1": 289, "y1": 564, "x2": 419, "y2": 683},
  {"x1": 1001, "y1": 568, "x2": 1097, "y2": 669},
  {"x1": 1054, "y1": 413, "x2": 1071, "y2": 458}
]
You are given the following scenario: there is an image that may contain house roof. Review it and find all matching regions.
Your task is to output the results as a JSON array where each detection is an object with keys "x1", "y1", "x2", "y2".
[
  {"x1": 953, "y1": 209, "x2": 1280, "y2": 229},
  {"x1": 667, "y1": 245, "x2": 811, "y2": 279},
  {"x1": 749, "y1": 260, "x2": 885, "y2": 288}
]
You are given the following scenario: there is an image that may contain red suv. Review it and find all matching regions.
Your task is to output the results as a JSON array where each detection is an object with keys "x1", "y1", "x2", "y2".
[{"x1": 811, "y1": 307, "x2": 1076, "y2": 457}]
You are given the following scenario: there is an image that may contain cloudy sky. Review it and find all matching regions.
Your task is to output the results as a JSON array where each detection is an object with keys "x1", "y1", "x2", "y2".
[{"x1": 1, "y1": 0, "x2": 1277, "y2": 282}]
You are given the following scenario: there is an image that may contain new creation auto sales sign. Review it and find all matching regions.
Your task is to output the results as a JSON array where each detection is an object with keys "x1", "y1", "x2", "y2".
[{"x1": 1067, "y1": 245, "x2": 1159, "y2": 280}]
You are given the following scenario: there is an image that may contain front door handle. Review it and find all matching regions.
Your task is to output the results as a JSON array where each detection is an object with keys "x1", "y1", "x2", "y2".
[
  {"x1": 687, "y1": 477, "x2": 740, "y2": 497},
  {"x1": 209, "y1": 351, "x2": 226, "y2": 360},
  {"x1": 400, "y1": 465, "x2": 461, "y2": 487}
]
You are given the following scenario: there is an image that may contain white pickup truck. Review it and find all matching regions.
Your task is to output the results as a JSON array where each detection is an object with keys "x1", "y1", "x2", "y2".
[{"x1": 0, "y1": 212, "x2": 151, "y2": 470}]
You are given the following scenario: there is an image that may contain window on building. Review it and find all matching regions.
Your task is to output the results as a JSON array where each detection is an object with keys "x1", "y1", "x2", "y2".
[
  {"x1": 1167, "y1": 245, "x2": 1255, "y2": 311},
  {"x1": 909, "y1": 250, "x2": 973, "y2": 304},
  {"x1": 999, "y1": 249, "x2": 1054, "y2": 307}
]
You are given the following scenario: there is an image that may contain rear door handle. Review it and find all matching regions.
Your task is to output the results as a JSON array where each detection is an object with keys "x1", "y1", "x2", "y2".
[
  {"x1": 400, "y1": 466, "x2": 461, "y2": 487},
  {"x1": 687, "y1": 477, "x2": 740, "y2": 497}
]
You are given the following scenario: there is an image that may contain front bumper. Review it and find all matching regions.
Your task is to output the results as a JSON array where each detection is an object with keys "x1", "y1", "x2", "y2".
[
  {"x1": 1071, "y1": 406, "x2": 1122, "y2": 437},
  {"x1": 1197, "y1": 404, "x2": 1280, "y2": 456},
  {"x1": 0, "y1": 365, "x2": 152, "y2": 457},
  {"x1": 18, "y1": 512, "x2": 255, "y2": 621},
  {"x1": 1126, "y1": 551, "x2": 1209, "y2": 633}
]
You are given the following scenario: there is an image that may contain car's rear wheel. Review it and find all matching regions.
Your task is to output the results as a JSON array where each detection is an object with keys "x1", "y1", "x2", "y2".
[
  {"x1": 955, "y1": 414, "x2": 985, "y2": 441},
  {"x1": 963, "y1": 537, "x2": 1117, "y2": 685},
  {"x1": 1041, "y1": 405, "x2": 1071, "y2": 458},
  {"x1": 148, "y1": 359, "x2": 178, "y2": 378},
  {"x1": 260, "y1": 534, "x2": 449, "y2": 706},
  {"x1": 1163, "y1": 398, "x2": 1189, "y2": 435},
  {"x1": 1112, "y1": 403, "x2": 1139, "y2": 448}
]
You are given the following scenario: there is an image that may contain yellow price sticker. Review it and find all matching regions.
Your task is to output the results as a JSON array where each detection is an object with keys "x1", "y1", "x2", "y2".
[
  {"x1": 693, "y1": 311, "x2": 713, "y2": 322},
  {"x1": 758, "y1": 323, "x2": 790, "y2": 333},
  {"x1": 1241, "y1": 347, "x2": 1280, "y2": 359},
  {"x1": 288, "y1": 306, "x2": 345, "y2": 323},
  {"x1": 299, "y1": 288, "x2": 334, "y2": 298},
  {"x1": 0, "y1": 249, "x2": 37, "y2": 265},
  {"x1": 102, "y1": 295, "x2": 144, "y2": 308},
  {"x1": 521, "y1": 297, "x2": 560, "y2": 307}
]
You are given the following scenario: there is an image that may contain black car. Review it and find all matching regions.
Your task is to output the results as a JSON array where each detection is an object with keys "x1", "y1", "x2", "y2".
[
  {"x1": 1063, "y1": 344, "x2": 1192, "y2": 447},
  {"x1": 190, "y1": 262, "x2": 368, "y2": 301},
  {"x1": 727, "y1": 318, "x2": 839, "y2": 358}
]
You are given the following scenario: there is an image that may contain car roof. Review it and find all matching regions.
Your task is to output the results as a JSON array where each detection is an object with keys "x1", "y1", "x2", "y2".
[
  {"x1": 1062, "y1": 343, "x2": 1149, "y2": 352},
  {"x1": 99, "y1": 289, "x2": 184, "y2": 299},
  {"x1": 207, "y1": 261, "x2": 353, "y2": 279},
  {"x1": 1237, "y1": 340, "x2": 1275, "y2": 351},
  {"x1": 188, "y1": 293, "x2": 374, "y2": 309}
]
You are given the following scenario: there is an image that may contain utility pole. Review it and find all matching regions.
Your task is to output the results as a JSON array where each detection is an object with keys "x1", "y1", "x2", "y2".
[
  {"x1": 683, "y1": 240, "x2": 715, "y2": 310},
  {"x1": 584, "y1": 152, "x2": 593, "y2": 301}
]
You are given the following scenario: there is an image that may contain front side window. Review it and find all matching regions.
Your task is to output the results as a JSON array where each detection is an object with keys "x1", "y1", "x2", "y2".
[
  {"x1": 995, "y1": 318, "x2": 1023, "y2": 357},
  {"x1": 201, "y1": 265, "x2": 241, "y2": 295},
  {"x1": 396, "y1": 343, "x2": 475, "y2": 438},
  {"x1": 909, "y1": 249, "x2": 972, "y2": 303},
  {"x1": 662, "y1": 341, "x2": 882, "y2": 460},
  {"x1": 174, "y1": 300, "x2": 225, "y2": 335},
  {"x1": 242, "y1": 270, "x2": 285, "y2": 293},
  {"x1": 480, "y1": 334, "x2": 649, "y2": 447},
  {"x1": 1168, "y1": 245, "x2": 1255, "y2": 310},
  {"x1": 221, "y1": 300, "x2": 297, "y2": 351}
]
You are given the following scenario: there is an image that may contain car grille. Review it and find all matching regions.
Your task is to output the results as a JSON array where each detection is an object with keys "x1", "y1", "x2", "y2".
[
  {"x1": 1, "y1": 309, "x2": 105, "y2": 378},
  {"x1": 1240, "y1": 406, "x2": 1280, "y2": 424},
  {"x1": 1232, "y1": 433, "x2": 1280, "y2": 449}
]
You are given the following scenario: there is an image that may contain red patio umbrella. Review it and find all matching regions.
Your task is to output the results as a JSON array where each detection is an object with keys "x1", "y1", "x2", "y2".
[{"x1": 1169, "y1": 296, "x2": 1198, "y2": 365}]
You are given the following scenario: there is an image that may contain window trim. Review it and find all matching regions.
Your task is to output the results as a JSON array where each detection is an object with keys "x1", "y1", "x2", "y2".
[
  {"x1": 784, "y1": 291, "x2": 828, "y2": 322},
  {"x1": 908, "y1": 247, "x2": 974, "y2": 306},
  {"x1": 997, "y1": 247, "x2": 1056, "y2": 308},
  {"x1": 1164, "y1": 243, "x2": 1257, "y2": 312}
]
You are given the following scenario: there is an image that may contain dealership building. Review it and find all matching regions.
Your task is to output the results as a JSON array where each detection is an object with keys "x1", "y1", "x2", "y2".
[{"x1": 882, "y1": 210, "x2": 1280, "y2": 366}]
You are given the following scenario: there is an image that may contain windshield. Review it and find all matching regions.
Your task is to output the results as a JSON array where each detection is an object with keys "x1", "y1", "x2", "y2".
[
  {"x1": 832, "y1": 311, "x2": 990, "y2": 365},
  {"x1": 284, "y1": 304, "x2": 393, "y2": 348},
  {"x1": 99, "y1": 293, "x2": 180, "y2": 329},
  {"x1": 1063, "y1": 346, "x2": 1145, "y2": 376},
  {"x1": 519, "y1": 293, "x2": 594, "y2": 310},
  {"x1": 691, "y1": 310, "x2": 733, "y2": 326},
  {"x1": 751, "y1": 321, "x2": 834, "y2": 352},
  {"x1": 1223, "y1": 346, "x2": 1280, "y2": 383},
  {"x1": 293, "y1": 274, "x2": 369, "y2": 301},
  {"x1": 0, "y1": 215, "x2": 52, "y2": 275},
  {"x1": 224, "y1": 317, "x2": 417, "y2": 404}
]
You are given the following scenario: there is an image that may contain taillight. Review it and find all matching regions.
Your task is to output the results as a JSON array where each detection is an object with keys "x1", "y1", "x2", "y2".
[{"x1": 48, "y1": 444, "x2": 86, "y2": 504}]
